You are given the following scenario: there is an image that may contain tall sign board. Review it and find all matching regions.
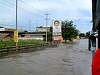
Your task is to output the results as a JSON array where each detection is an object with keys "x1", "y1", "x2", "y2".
[
  {"x1": 53, "y1": 20, "x2": 62, "y2": 41},
  {"x1": 53, "y1": 20, "x2": 61, "y2": 36}
]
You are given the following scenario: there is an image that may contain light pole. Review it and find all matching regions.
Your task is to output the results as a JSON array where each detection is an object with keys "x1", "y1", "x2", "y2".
[
  {"x1": 16, "y1": 0, "x2": 18, "y2": 31},
  {"x1": 45, "y1": 13, "x2": 48, "y2": 43},
  {"x1": 15, "y1": 0, "x2": 18, "y2": 47}
]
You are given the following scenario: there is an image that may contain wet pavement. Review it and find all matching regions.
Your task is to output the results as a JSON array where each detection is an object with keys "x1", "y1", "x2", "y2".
[{"x1": 0, "y1": 39, "x2": 92, "y2": 75}]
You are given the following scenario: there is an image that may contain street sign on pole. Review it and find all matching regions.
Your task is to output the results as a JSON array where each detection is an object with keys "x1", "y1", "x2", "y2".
[
  {"x1": 52, "y1": 20, "x2": 62, "y2": 43},
  {"x1": 53, "y1": 20, "x2": 61, "y2": 36},
  {"x1": 14, "y1": 31, "x2": 18, "y2": 43}
]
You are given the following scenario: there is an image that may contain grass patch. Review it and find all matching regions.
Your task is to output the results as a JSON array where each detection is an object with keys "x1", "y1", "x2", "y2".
[{"x1": 0, "y1": 39, "x2": 44, "y2": 49}]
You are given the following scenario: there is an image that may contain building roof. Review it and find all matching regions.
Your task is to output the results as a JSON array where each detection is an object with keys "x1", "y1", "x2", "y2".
[
  {"x1": 0, "y1": 26, "x2": 4, "y2": 28},
  {"x1": 0, "y1": 31, "x2": 14, "y2": 33},
  {"x1": 19, "y1": 32, "x2": 46, "y2": 34},
  {"x1": 36, "y1": 26, "x2": 50, "y2": 28}
]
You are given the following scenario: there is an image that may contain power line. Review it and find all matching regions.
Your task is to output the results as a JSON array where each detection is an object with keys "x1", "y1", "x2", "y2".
[
  {"x1": 0, "y1": 0, "x2": 34, "y2": 15},
  {"x1": 18, "y1": 0, "x2": 48, "y2": 31},
  {"x1": 0, "y1": 0, "x2": 50, "y2": 17},
  {"x1": 0, "y1": 0, "x2": 45, "y2": 17},
  {"x1": 19, "y1": 0, "x2": 44, "y2": 17},
  {"x1": 0, "y1": 1, "x2": 16, "y2": 28},
  {"x1": 4, "y1": 0, "x2": 16, "y2": 6},
  {"x1": 0, "y1": 0, "x2": 15, "y2": 9},
  {"x1": 0, "y1": 0, "x2": 50, "y2": 31}
]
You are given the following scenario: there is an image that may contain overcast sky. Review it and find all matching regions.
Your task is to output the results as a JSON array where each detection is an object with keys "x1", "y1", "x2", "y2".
[{"x1": 0, "y1": 0, "x2": 92, "y2": 33}]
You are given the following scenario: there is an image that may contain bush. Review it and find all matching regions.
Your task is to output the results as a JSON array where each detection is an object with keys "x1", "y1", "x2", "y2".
[{"x1": 0, "y1": 39, "x2": 44, "y2": 49}]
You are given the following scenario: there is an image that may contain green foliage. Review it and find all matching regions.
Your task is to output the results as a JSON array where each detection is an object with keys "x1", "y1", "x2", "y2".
[
  {"x1": 44, "y1": 20, "x2": 79, "y2": 42},
  {"x1": 79, "y1": 33, "x2": 86, "y2": 37},
  {"x1": 85, "y1": 32, "x2": 90, "y2": 38},
  {"x1": 0, "y1": 39, "x2": 44, "y2": 49},
  {"x1": 61, "y1": 20, "x2": 79, "y2": 41},
  {"x1": 0, "y1": 40, "x2": 15, "y2": 48},
  {"x1": 47, "y1": 32, "x2": 52, "y2": 42},
  {"x1": 47, "y1": 27, "x2": 52, "y2": 42}
]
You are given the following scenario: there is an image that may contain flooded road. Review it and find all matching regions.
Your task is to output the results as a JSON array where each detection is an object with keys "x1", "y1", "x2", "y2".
[{"x1": 0, "y1": 39, "x2": 92, "y2": 75}]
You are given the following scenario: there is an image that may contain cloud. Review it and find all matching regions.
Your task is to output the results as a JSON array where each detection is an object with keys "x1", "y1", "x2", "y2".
[
  {"x1": 0, "y1": 0, "x2": 92, "y2": 32},
  {"x1": 19, "y1": 0, "x2": 92, "y2": 20}
]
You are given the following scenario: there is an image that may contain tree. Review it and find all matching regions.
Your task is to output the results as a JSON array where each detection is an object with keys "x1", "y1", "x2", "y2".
[
  {"x1": 24, "y1": 30, "x2": 28, "y2": 33},
  {"x1": 62, "y1": 20, "x2": 79, "y2": 42},
  {"x1": 47, "y1": 27, "x2": 52, "y2": 42},
  {"x1": 79, "y1": 33, "x2": 86, "y2": 37},
  {"x1": 86, "y1": 32, "x2": 90, "y2": 38}
]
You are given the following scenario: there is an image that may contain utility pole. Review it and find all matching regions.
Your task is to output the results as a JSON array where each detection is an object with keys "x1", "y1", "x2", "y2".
[
  {"x1": 16, "y1": 0, "x2": 18, "y2": 31},
  {"x1": 15, "y1": 0, "x2": 18, "y2": 47},
  {"x1": 45, "y1": 13, "x2": 49, "y2": 43}
]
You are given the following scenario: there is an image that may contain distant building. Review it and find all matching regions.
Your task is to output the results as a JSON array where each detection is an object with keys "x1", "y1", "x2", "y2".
[
  {"x1": 36, "y1": 26, "x2": 51, "y2": 32},
  {"x1": 0, "y1": 27, "x2": 16, "y2": 41},
  {"x1": 18, "y1": 32, "x2": 46, "y2": 40},
  {"x1": 0, "y1": 27, "x2": 16, "y2": 32},
  {"x1": 0, "y1": 27, "x2": 5, "y2": 31},
  {"x1": 0, "y1": 27, "x2": 47, "y2": 41}
]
